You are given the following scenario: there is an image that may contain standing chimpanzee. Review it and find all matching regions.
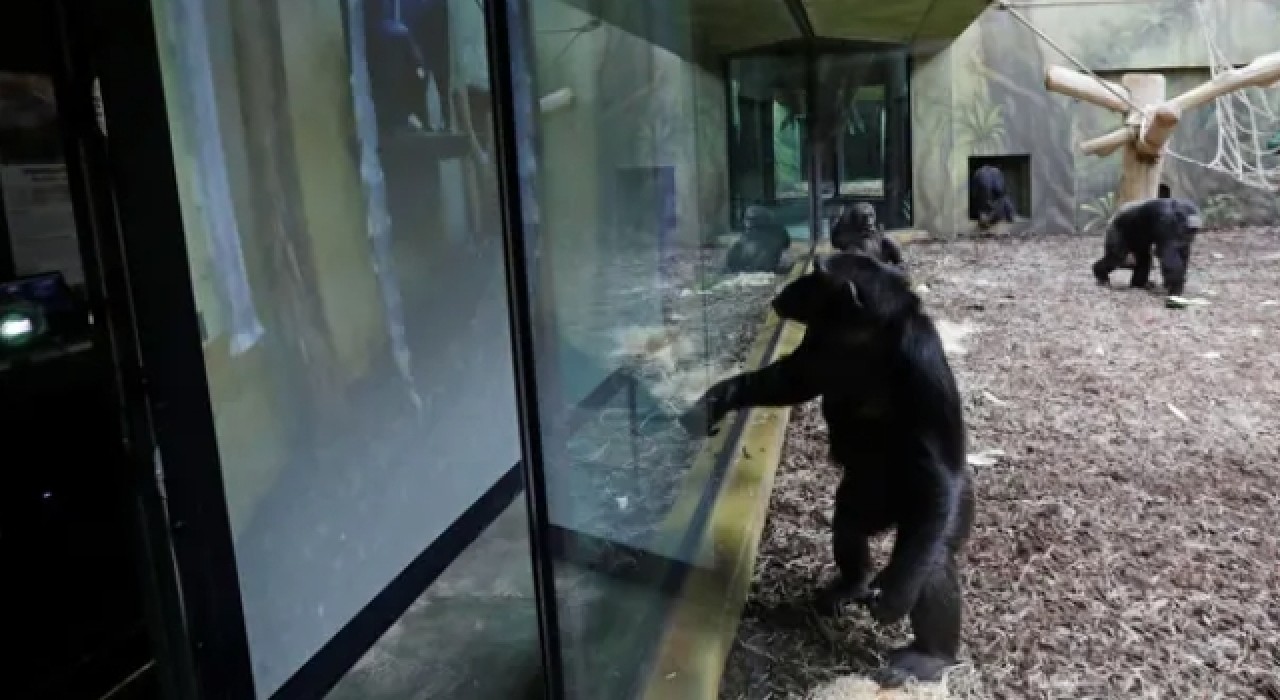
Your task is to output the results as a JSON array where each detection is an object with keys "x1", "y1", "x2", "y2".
[
  {"x1": 725, "y1": 205, "x2": 793, "y2": 273},
  {"x1": 831, "y1": 202, "x2": 905, "y2": 271},
  {"x1": 970, "y1": 164, "x2": 1016, "y2": 230},
  {"x1": 1093, "y1": 196, "x2": 1204, "y2": 298},
  {"x1": 681, "y1": 252, "x2": 974, "y2": 686}
]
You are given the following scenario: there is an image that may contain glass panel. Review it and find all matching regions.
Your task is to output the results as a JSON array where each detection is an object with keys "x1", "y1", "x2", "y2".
[
  {"x1": 516, "y1": 1, "x2": 796, "y2": 696},
  {"x1": 327, "y1": 496, "x2": 542, "y2": 699},
  {"x1": 148, "y1": 0, "x2": 530, "y2": 694}
]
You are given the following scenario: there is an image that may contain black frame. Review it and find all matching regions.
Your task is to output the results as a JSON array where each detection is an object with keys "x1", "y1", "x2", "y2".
[{"x1": 50, "y1": 0, "x2": 558, "y2": 698}]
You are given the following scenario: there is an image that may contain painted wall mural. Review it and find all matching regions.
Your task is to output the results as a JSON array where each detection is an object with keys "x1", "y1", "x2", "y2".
[{"x1": 911, "y1": 0, "x2": 1280, "y2": 237}]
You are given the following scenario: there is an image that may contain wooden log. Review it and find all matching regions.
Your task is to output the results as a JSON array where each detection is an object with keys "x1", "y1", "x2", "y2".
[
  {"x1": 1137, "y1": 104, "x2": 1181, "y2": 155},
  {"x1": 1079, "y1": 51, "x2": 1280, "y2": 159},
  {"x1": 1117, "y1": 74, "x2": 1166, "y2": 204},
  {"x1": 1168, "y1": 50, "x2": 1280, "y2": 114},
  {"x1": 539, "y1": 87, "x2": 574, "y2": 114},
  {"x1": 1045, "y1": 65, "x2": 1130, "y2": 113},
  {"x1": 1081, "y1": 127, "x2": 1132, "y2": 157}
]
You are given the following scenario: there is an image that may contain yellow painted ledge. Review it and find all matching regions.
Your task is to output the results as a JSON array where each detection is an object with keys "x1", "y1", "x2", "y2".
[{"x1": 640, "y1": 256, "x2": 813, "y2": 700}]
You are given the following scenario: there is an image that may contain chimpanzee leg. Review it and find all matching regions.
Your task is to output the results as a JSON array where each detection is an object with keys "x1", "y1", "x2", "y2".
[
  {"x1": 1129, "y1": 249, "x2": 1153, "y2": 289},
  {"x1": 1092, "y1": 245, "x2": 1129, "y2": 285},
  {"x1": 816, "y1": 478, "x2": 873, "y2": 614},
  {"x1": 876, "y1": 558, "x2": 963, "y2": 687},
  {"x1": 1159, "y1": 244, "x2": 1189, "y2": 296}
]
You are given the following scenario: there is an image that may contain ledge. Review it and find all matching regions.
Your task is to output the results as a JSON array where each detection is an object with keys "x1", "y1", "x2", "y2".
[{"x1": 640, "y1": 254, "x2": 812, "y2": 699}]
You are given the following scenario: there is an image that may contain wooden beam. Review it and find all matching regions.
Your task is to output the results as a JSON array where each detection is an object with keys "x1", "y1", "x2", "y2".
[
  {"x1": 1078, "y1": 51, "x2": 1280, "y2": 160},
  {"x1": 1118, "y1": 73, "x2": 1166, "y2": 204},
  {"x1": 1169, "y1": 50, "x2": 1280, "y2": 113},
  {"x1": 1138, "y1": 104, "x2": 1180, "y2": 155},
  {"x1": 1045, "y1": 65, "x2": 1130, "y2": 113},
  {"x1": 1080, "y1": 126, "x2": 1132, "y2": 157}
]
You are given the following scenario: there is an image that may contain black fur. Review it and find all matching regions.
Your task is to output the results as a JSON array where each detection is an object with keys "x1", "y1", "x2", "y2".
[
  {"x1": 831, "y1": 202, "x2": 905, "y2": 270},
  {"x1": 1093, "y1": 196, "x2": 1203, "y2": 297},
  {"x1": 367, "y1": 19, "x2": 428, "y2": 131},
  {"x1": 726, "y1": 205, "x2": 792, "y2": 273},
  {"x1": 969, "y1": 165, "x2": 1016, "y2": 229},
  {"x1": 682, "y1": 252, "x2": 974, "y2": 686}
]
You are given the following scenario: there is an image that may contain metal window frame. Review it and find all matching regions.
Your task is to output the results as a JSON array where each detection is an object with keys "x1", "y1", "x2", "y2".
[{"x1": 55, "y1": 0, "x2": 562, "y2": 698}]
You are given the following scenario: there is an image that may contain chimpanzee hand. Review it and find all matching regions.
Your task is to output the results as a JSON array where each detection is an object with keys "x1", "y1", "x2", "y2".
[
  {"x1": 862, "y1": 573, "x2": 918, "y2": 626},
  {"x1": 679, "y1": 379, "x2": 739, "y2": 437}
]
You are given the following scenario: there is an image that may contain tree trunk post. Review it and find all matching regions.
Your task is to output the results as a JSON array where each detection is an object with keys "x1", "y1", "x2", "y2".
[{"x1": 1117, "y1": 73, "x2": 1166, "y2": 206}]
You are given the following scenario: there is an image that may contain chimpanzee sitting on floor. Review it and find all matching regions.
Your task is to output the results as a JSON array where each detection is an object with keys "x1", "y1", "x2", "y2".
[
  {"x1": 1093, "y1": 196, "x2": 1204, "y2": 299},
  {"x1": 681, "y1": 252, "x2": 974, "y2": 687},
  {"x1": 725, "y1": 205, "x2": 793, "y2": 273},
  {"x1": 830, "y1": 202, "x2": 905, "y2": 270},
  {"x1": 970, "y1": 164, "x2": 1016, "y2": 230}
]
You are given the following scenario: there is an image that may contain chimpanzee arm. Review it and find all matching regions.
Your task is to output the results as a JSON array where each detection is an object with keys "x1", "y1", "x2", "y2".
[
  {"x1": 681, "y1": 337, "x2": 824, "y2": 435},
  {"x1": 1157, "y1": 241, "x2": 1190, "y2": 297},
  {"x1": 880, "y1": 236, "x2": 905, "y2": 268}
]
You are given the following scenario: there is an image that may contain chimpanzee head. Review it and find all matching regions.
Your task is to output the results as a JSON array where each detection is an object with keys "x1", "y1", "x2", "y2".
[
  {"x1": 831, "y1": 202, "x2": 878, "y2": 252},
  {"x1": 744, "y1": 205, "x2": 775, "y2": 231},
  {"x1": 773, "y1": 252, "x2": 918, "y2": 327},
  {"x1": 1171, "y1": 197, "x2": 1204, "y2": 237}
]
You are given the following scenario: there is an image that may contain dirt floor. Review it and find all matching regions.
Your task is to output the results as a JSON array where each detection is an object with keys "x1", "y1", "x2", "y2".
[{"x1": 720, "y1": 229, "x2": 1280, "y2": 700}]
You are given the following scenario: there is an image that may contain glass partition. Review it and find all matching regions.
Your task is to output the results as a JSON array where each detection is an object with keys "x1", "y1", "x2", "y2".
[
  {"x1": 148, "y1": 0, "x2": 535, "y2": 695},
  {"x1": 508, "y1": 0, "x2": 800, "y2": 695}
]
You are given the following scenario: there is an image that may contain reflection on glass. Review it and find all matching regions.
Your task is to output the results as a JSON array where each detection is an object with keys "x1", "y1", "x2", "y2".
[
  {"x1": 150, "y1": 0, "x2": 527, "y2": 694},
  {"x1": 729, "y1": 47, "x2": 912, "y2": 236},
  {"x1": 517, "y1": 0, "x2": 793, "y2": 696},
  {"x1": 729, "y1": 53, "x2": 810, "y2": 232}
]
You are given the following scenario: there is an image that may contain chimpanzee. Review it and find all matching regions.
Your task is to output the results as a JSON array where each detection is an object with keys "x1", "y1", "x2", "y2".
[
  {"x1": 681, "y1": 252, "x2": 974, "y2": 686},
  {"x1": 970, "y1": 165, "x2": 1016, "y2": 230},
  {"x1": 366, "y1": 18, "x2": 428, "y2": 132},
  {"x1": 831, "y1": 202, "x2": 905, "y2": 270},
  {"x1": 365, "y1": 0, "x2": 452, "y2": 133},
  {"x1": 725, "y1": 205, "x2": 793, "y2": 273},
  {"x1": 1092, "y1": 196, "x2": 1204, "y2": 298}
]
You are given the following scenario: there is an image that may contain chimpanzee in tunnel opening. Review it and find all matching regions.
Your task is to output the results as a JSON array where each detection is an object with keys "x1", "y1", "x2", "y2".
[
  {"x1": 725, "y1": 205, "x2": 793, "y2": 274},
  {"x1": 365, "y1": 0, "x2": 452, "y2": 133},
  {"x1": 681, "y1": 252, "x2": 974, "y2": 686},
  {"x1": 970, "y1": 164, "x2": 1016, "y2": 230},
  {"x1": 1093, "y1": 196, "x2": 1204, "y2": 299},
  {"x1": 830, "y1": 202, "x2": 905, "y2": 271}
]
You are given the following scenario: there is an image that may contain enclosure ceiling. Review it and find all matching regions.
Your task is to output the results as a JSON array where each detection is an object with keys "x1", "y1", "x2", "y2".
[
  {"x1": 692, "y1": 0, "x2": 992, "y2": 53},
  {"x1": 802, "y1": 0, "x2": 992, "y2": 43},
  {"x1": 555, "y1": 0, "x2": 989, "y2": 56}
]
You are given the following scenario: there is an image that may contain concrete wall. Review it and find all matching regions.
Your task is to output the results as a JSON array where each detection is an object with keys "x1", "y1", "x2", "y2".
[{"x1": 911, "y1": 0, "x2": 1280, "y2": 236}]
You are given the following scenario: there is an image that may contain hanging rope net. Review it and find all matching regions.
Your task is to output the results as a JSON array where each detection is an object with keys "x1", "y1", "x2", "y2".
[{"x1": 1162, "y1": 0, "x2": 1280, "y2": 191}]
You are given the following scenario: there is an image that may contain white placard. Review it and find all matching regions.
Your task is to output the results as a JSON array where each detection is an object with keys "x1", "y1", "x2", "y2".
[{"x1": 2, "y1": 162, "x2": 83, "y2": 286}]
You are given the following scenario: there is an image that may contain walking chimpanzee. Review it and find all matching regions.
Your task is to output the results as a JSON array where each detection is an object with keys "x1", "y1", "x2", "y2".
[
  {"x1": 831, "y1": 202, "x2": 905, "y2": 271},
  {"x1": 1092, "y1": 196, "x2": 1204, "y2": 298},
  {"x1": 725, "y1": 205, "x2": 793, "y2": 273},
  {"x1": 681, "y1": 252, "x2": 974, "y2": 686},
  {"x1": 970, "y1": 164, "x2": 1016, "y2": 230}
]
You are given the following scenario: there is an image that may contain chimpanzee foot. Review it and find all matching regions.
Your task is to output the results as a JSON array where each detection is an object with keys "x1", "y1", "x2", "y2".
[
  {"x1": 873, "y1": 647, "x2": 956, "y2": 688},
  {"x1": 813, "y1": 578, "x2": 873, "y2": 616}
]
